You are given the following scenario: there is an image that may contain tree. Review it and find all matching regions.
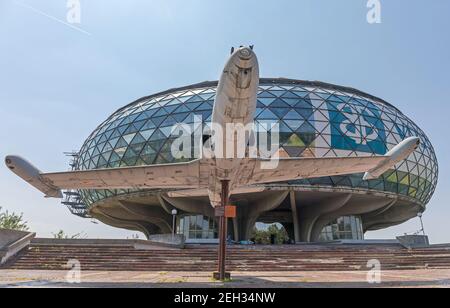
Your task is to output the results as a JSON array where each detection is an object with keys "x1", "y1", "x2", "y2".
[
  {"x1": 0, "y1": 206, "x2": 29, "y2": 231},
  {"x1": 52, "y1": 230, "x2": 87, "y2": 239},
  {"x1": 251, "y1": 224, "x2": 289, "y2": 245}
]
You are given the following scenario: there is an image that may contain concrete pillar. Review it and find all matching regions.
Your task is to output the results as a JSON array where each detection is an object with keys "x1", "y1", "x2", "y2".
[
  {"x1": 232, "y1": 217, "x2": 239, "y2": 242},
  {"x1": 298, "y1": 193, "x2": 352, "y2": 242},
  {"x1": 236, "y1": 191, "x2": 289, "y2": 241},
  {"x1": 310, "y1": 197, "x2": 393, "y2": 242},
  {"x1": 289, "y1": 191, "x2": 301, "y2": 243}
]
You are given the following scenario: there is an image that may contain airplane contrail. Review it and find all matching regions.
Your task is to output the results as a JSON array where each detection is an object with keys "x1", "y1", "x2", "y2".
[{"x1": 13, "y1": 1, "x2": 92, "y2": 36}]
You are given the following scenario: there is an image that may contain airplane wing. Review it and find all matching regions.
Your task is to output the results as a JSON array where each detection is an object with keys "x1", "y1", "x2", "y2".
[
  {"x1": 240, "y1": 136, "x2": 420, "y2": 185},
  {"x1": 45, "y1": 161, "x2": 203, "y2": 190},
  {"x1": 238, "y1": 156, "x2": 389, "y2": 186},
  {"x1": 5, "y1": 137, "x2": 419, "y2": 198},
  {"x1": 5, "y1": 156, "x2": 204, "y2": 198}
]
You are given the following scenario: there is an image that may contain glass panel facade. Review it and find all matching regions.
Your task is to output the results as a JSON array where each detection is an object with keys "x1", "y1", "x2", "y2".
[
  {"x1": 176, "y1": 215, "x2": 217, "y2": 240},
  {"x1": 73, "y1": 80, "x2": 438, "y2": 215},
  {"x1": 319, "y1": 216, "x2": 364, "y2": 241}
]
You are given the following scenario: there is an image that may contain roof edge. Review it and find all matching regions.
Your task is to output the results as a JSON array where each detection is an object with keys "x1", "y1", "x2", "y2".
[{"x1": 115, "y1": 78, "x2": 398, "y2": 115}]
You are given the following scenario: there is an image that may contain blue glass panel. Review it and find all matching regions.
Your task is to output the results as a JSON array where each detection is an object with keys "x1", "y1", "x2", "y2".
[{"x1": 326, "y1": 100, "x2": 387, "y2": 155}]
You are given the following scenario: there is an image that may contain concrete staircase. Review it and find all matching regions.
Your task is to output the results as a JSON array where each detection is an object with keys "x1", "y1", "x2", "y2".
[{"x1": 3, "y1": 242, "x2": 450, "y2": 272}]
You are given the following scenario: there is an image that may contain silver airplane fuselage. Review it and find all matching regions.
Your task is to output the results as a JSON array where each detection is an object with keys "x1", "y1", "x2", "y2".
[{"x1": 207, "y1": 47, "x2": 260, "y2": 206}]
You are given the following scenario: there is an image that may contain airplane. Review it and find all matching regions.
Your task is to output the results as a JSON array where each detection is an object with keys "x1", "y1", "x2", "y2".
[
  {"x1": 4, "y1": 46, "x2": 421, "y2": 204},
  {"x1": 4, "y1": 46, "x2": 420, "y2": 279}
]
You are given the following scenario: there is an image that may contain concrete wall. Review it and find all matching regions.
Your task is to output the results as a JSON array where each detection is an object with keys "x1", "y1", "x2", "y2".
[{"x1": 0, "y1": 229, "x2": 35, "y2": 265}]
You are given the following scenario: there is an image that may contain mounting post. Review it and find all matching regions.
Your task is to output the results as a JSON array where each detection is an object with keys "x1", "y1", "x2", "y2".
[{"x1": 213, "y1": 180, "x2": 231, "y2": 281}]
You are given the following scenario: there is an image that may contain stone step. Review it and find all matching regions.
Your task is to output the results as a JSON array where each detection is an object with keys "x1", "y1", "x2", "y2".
[
  {"x1": 23, "y1": 246, "x2": 450, "y2": 254},
  {"x1": 4, "y1": 244, "x2": 450, "y2": 272},
  {"x1": 19, "y1": 250, "x2": 450, "y2": 257},
  {"x1": 12, "y1": 256, "x2": 450, "y2": 263},
  {"x1": 7, "y1": 265, "x2": 444, "y2": 272},
  {"x1": 13, "y1": 255, "x2": 447, "y2": 261},
  {"x1": 6, "y1": 261, "x2": 437, "y2": 267}
]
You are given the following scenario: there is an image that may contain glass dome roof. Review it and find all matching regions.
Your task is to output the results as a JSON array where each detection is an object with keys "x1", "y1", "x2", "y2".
[{"x1": 74, "y1": 79, "x2": 438, "y2": 209}]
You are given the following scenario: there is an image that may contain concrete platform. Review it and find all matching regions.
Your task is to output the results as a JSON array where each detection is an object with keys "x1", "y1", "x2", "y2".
[{"x1": 1, "y1": 269, "x2": 449, "y2": 288}]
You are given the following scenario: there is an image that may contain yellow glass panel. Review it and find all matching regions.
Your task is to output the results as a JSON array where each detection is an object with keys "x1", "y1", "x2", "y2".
[{"x1": 286, "y1": 134, "x2": 305, "y2": 147}]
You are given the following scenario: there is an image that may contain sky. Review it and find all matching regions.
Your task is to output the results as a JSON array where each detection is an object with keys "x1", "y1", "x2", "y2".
[{"x1": 0, "y1": 0, "x2": 449, "y2": 243}]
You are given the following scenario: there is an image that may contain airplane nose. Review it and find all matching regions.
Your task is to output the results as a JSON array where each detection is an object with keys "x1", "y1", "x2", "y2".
[
  {"x1": 238, "y1": 47, "x2": 253, "y2": 60},
  {"x1": 5, "y1": 156, "x2": 15, "y2": 169}
]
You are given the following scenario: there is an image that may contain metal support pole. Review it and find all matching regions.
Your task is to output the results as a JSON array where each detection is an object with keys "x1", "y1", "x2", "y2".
[
  {"x1": 419, "y1": 214, "x2": 426, "y2": 236},
  {"x1": 215, "y1": 180, "x2": 230, "y2": 281},
  {"x1": 172, "y1": 215, "x2": 176, "y2": 236},
  {"x1": 171, "y1": 209, "x2": 178, "y2": 241}
]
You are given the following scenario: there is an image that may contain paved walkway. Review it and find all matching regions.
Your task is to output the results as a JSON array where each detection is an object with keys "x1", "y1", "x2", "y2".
[{"x1": 1, "y1": 269, "x2": 450, "y2": 288}]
